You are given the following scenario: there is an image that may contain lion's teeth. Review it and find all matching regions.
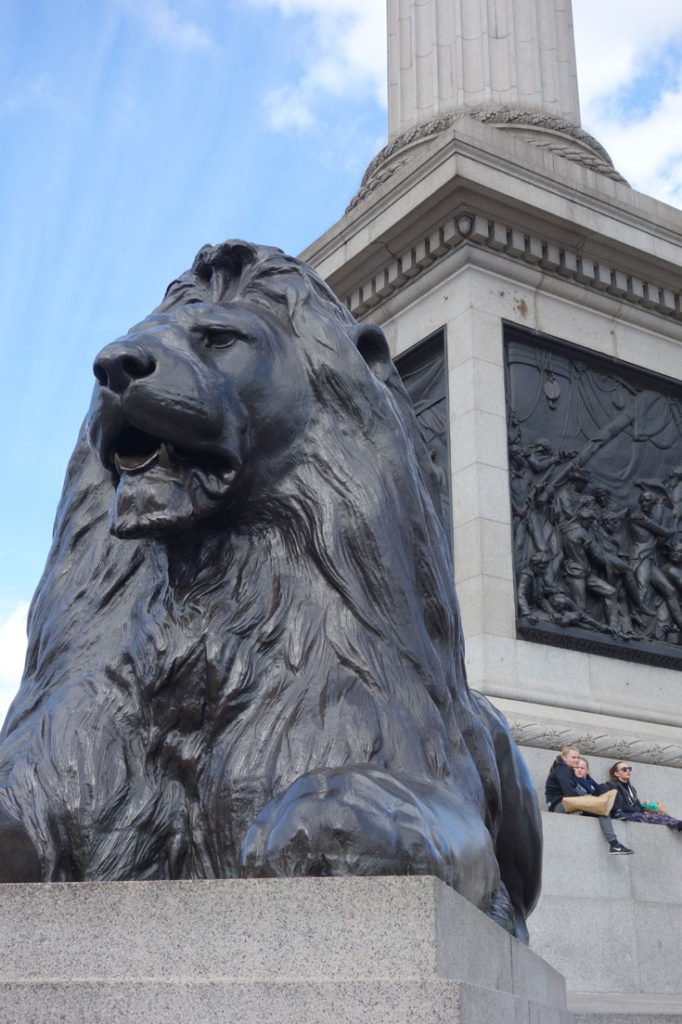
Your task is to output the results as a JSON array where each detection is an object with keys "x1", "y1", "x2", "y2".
[
  {"x1": 158, "y1": 443, "x2": 172, "y2": 469},
  {"x1": 114, "y1": 450, "x2": 160, "y2": 475}
]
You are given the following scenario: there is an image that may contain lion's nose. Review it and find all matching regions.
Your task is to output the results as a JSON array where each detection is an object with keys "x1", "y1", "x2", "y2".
[{"x1": 93, "y1": 342, "x2": 157, "y2": 395}]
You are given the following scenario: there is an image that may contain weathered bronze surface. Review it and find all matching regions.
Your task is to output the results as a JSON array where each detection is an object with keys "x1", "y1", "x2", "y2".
[
  {"x1": 0, "y1": 243, "x2": 541, "y2": 941},
  {"x1": 506, "y1": 323, "x2": 682, "y2": 667}
]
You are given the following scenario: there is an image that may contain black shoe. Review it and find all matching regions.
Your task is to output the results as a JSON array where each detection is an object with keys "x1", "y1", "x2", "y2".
[{"x1": 609, "y1": 841, "x2": 634, "y2": 854}]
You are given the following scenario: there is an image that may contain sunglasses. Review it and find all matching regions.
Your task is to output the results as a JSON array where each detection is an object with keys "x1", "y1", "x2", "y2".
[{"x1": 618, "y1": 766, "x2": 633, "y2": 772}]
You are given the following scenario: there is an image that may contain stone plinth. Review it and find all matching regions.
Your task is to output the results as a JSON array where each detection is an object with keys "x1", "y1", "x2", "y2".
[{"x1": 0, "y1": 876, "x2": 572, "y2": 1023}]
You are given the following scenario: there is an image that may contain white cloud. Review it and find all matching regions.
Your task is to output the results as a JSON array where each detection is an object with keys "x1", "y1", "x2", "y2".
[
  {"x1": 573, "y1": 0, "x2": 682, "y2": 207},
  {"x1": 265, "y1": 86, "x2": 317, "y2": 133},
  {"x1": 0, "y1": 602, "x2": 28, "y2": 729},
  {"x1": 573, "y1": 0, "x2": 682, "y2": 107},
  {"x1": 252, "y1": 0, "x2": 682, "y2": 209},
  {"x1": 2, "y1": 76, "x2": 56, "y2": 117},
  {"x1": 119, "y1": 0, "x2": 215, "y2": 52},
  {"x1": 248, "y1": 0, "x2": 386, "y2": 133},
  {"x1": 592, "y1": 85, "x2": 682, "y2": 209}
]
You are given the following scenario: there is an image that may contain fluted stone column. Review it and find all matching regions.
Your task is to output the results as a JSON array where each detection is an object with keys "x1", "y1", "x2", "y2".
[{"x1": 387, "y1": 0, "x2": 581, "y2": 140}]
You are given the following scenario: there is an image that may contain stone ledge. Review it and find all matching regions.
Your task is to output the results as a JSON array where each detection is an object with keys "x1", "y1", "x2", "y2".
[
  {"x1": 570, "y1": 991, "x2": 682, "y2": 1024},
  {"x1": 0, "y1": 979, "x2": 575, "y2": 1024}
]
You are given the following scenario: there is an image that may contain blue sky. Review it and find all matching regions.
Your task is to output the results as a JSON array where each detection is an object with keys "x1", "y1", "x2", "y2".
[{"x1": 1, "y1": 0, "x2": 681, "y2": 720}]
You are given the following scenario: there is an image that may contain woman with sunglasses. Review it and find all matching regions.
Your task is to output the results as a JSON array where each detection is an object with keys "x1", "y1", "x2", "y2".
[{"x1": 604, "y1": 762, "x2": 682, "y2": 831}]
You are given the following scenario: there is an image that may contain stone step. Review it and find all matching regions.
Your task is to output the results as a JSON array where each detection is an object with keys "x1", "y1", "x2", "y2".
[{"x1": 570, "y1": 991, "x2": 682, "y2": 1024}]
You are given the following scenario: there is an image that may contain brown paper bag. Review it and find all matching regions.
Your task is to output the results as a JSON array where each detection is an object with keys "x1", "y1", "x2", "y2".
[{"x1": 562, "y1": 789, "x2": 617, "y2": 817}]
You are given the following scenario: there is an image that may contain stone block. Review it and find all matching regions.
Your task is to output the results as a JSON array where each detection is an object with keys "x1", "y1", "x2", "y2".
[
  {"x1": 449, "y1": 357, "x2": 477, "y2": 417},
  {"x1": 453, "y1": 517, "x2": 514, "y2": 583},
  {"x1": 445, "y1": 297, "x2": 505, "y2": 369},
  {"x1": 450, "y1": 407, "x2": 479, "y2": 473},
  {"x1": 532, "y1": 893, "x2": 638, "y2": 993},
  {"x1": 449, "y1": 408, "x2": 508, "y2": 474},
  {"x1": 615, "y1": 330, "x2": 681, "y2": 383},
  {"x1": 514, "y1": 641, "x2": 592, "y2": 704},
  {"x1": 0, "y1": 877, "x2": 572, "y2": 1024},
  {"x1": 630, "y1": 903, "x2": 682, "y2": 995},
  {"x1": 452, "y1": 462, "x2": 510, "y2": 527},
  {"x1": 569, "y1": 992, "x2": 682, "y2": 1022},
  {"x1": 524, "y1": 235, "x2": 543, "y2": 264},
  {"x1": 507, "y1": 229, "x2": 526, "y2": 258},
  {"x1": 586, "y1": 653, "x2": 682, "y2": 727},
  {"x1": 538, "y1": 809, "x2": 633, "y2": 900},
  {"x1": 558, "y1": 250, "x2": 578, "y2": 276},
  {"x1": 466, "y1": 633, "x2": 518, "y2": 686},
  {"x1": 512, "y1": 936, "x2": 567, "y2": 1008},
  {"x1": 456, "y1": 576, "x2": 516, "y2": 638},
  {"x1": 529, "y1": 812, "x2": 682, "y2": 1014},
  {"x1": 608, "y1": 269, "x2": 628, "y2": 296},
  {"x1": 541, "y1": 242, "x2": 562, "y2": 271},
  {"x1": 448, "y1": 357, "x2": 505, "y2": 420}
]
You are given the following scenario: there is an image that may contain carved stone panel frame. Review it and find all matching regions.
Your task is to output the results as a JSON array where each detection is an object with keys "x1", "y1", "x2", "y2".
[
  {"x1": 395, "y1": 328, "x2": 451, "y2": 540},
  {"x1": 504, "y1": 322, "x2": 682, "y2": 669}
]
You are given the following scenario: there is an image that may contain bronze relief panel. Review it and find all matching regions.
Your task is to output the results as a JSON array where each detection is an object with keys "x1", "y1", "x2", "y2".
[{"x1": 505, "y1": 322, "x2": 682, "y2": 668}]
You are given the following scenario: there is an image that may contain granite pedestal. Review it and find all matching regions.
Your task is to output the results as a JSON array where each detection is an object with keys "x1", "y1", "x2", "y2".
[{"x1": 0, "y1": 875, "x2": 572, "y2": 1023}]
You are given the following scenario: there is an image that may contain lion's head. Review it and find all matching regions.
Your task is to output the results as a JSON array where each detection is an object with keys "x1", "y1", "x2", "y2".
[{"x1": 87, "y1": 241, "x2": 412, "y2": 539}]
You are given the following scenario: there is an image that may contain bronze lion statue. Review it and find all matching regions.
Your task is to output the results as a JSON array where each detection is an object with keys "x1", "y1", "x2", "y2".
[{"x1": 0, "y1": 241, "x2": 541, "y2": 939}]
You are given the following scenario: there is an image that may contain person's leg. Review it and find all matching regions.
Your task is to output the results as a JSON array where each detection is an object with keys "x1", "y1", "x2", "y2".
[
  {"x1": 599, "y1": 816, "x2": 634, "y2": 853},
  {"x1": 598, "y1": 816, "x2": 617, "y2": 843}
]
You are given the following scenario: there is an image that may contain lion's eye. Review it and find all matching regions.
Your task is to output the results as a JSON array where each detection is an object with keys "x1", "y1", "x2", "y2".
[{"x1": 203, "y1": 329, "x2": 245, "y2": 349}]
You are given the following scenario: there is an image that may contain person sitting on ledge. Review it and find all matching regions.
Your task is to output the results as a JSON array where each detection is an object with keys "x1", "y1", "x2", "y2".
[
  {"x1": 603, "y1": 762, "x2": 682, "y2": 832},
  {"x1": 574, "y1": 756, "x2": 600, "y2": 795},
  {"x1": 545, "y1": 745, "x2": 633, "y2": 855}
]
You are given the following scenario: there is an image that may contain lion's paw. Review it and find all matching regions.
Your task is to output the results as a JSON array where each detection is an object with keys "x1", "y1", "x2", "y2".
[{"x1": 240, "y1": 766, "x2": 494, "y2": 898}]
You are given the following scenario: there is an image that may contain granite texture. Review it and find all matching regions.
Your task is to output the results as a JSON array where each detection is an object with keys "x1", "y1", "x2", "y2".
[{"x1": 0, "y1": 876, "x2": 572, "y2": 1023}]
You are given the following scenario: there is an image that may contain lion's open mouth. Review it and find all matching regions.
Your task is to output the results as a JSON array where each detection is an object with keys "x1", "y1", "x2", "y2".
[
  {"x1": 110, "y1": 424, "x2": 238, "y2": 494},
  {"x1": 113, "y1": 424, "x2": 169, "y2": 475},
  {"x1": 106, "y1": 423, "x2": 241, "y2": 536}
]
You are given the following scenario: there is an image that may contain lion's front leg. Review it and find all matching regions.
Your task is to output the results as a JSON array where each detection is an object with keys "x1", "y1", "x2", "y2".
[{"x1": 240, "y1": 766, "x2": 502, "y2": 915}]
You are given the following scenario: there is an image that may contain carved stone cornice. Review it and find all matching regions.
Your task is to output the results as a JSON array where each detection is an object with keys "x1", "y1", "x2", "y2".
[
  {"x1": 343, "y1": 209, "x2": 682, "y2": 325},
  {"x1": 508, "y1": 713, "x2": 682, "y2": 769},
  {"x1": 351, "y1": 107, "x2": 625, "y2": 213}
]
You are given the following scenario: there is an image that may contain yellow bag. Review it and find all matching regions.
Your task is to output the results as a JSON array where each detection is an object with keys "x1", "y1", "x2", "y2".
[{"x1": 562, "y1": 790, "x2": 617, "y2": 817}]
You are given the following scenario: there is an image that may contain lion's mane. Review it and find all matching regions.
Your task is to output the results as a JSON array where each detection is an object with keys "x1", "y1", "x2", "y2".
[{"x1": 0, "y1": 242, "x2": 539, "y2": 932}]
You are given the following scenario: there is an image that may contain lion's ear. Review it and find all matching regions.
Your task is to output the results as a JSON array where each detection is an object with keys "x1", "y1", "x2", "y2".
[{"x1": 354, "y1": 324, "x2": 393, "y2": 384}]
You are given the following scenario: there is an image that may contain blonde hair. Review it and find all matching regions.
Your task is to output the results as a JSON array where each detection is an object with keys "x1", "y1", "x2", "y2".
[{"x1": 560, "y1": 744, "x2": 579, "y2": 758}]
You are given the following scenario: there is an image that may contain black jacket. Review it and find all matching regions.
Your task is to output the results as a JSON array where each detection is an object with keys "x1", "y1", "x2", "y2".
[
  {"x1": 545, "y1": 757, "x2": 580, "y2": 811},
  {"x1": 602, "y1": 779, "x2": 642, "y2": 817}
]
